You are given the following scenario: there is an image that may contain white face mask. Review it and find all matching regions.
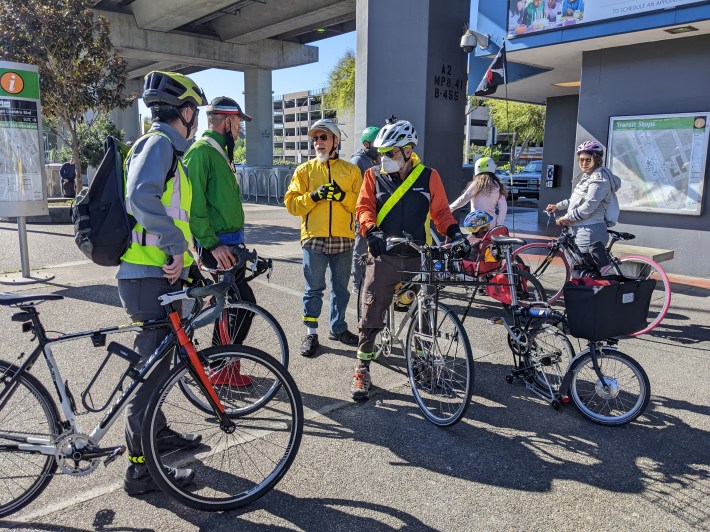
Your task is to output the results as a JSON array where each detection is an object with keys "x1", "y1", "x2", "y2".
[{"x1": 381, "y1": 155, "x2": 403, "y2": 173}]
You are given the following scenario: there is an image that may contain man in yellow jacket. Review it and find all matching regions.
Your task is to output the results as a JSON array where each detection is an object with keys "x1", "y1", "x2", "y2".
[{"x1": 285, "y1": 119, "x2": 363, "y2": 357}]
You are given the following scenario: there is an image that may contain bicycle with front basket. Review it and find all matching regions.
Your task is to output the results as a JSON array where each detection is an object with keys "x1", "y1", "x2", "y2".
[
  {"x1": 511, "y1": 213, "x2": 671, "y2": 335},
  {"x1": 357, "y1": 234, "x2": 475, "y2": 427},
  {"x1": 0, "y1": 271, "x2": 303, "y2": 518}
]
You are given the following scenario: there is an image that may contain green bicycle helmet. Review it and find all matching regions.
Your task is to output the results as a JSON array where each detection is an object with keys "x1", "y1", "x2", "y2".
[
  {"x1": 361, "y1": 126, "x2": 380, "y2": 144},
  {"x1": 143, "y1": 71, "x2": 207, "y2": 108}
]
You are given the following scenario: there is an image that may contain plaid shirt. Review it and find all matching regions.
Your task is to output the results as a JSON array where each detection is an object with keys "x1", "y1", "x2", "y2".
[{"x1": 302, "y1": 236, "x2": 354, "y2": 255}]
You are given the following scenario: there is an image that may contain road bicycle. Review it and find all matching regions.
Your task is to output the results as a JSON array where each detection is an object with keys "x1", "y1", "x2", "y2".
[
  {"x1": 357, "y1": 235, "x2": 474, "y2": 427},
  {"x1": 189, "y1": 245, "x2": 288, "y2": 367},
  {"x1": 0, "y1": 271, "x2": 303, "y2": 518},
  {"x1": 511, "y1": 215, "x2": 671, "y2": 335},
  {"x1": 484, "y1": 234, "x2": 651, "y2": 426}
]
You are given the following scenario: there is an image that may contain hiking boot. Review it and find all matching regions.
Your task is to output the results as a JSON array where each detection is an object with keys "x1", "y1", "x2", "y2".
[
  {"x1": 351, "y1": 364, "x2": 372, "y2": 401},
  {"x1": 124, "y1": 465, "x2": 195, "y2": 497},
  {"x1": 329, "y1": 329, "x2": 358, "y2": 346},
  {"x1": 156, "y1": 425, "x2": 202, "y2": 453},
  {"x1": 209, "y1": 361, "x2": 253, "y2": 387},
  {"x1": 300, "y1": 334, "x2": 319, "y2": 357}
]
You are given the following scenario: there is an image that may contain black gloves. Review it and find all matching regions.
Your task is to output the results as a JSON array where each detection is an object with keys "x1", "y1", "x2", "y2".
[
  {"x1": 310, "y1": 184, "x2": 332, "y2": 202},
  {"x1": 366, "y1": 226, "x2": 387, "y2": 258},
  {"x1": 446, "y1": 224, "x2": 471, "y2": 257},
  {"x1": 310, "y1": 181, "x2": 346, "y2": 202},
  {"x1": 329, "y1": 180, "x2": 345, "y2": 202}
]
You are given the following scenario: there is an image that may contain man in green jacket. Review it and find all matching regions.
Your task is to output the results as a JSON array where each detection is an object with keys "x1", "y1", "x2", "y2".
[{"x1": 184, "y1": 96, "x2": 254, "y2": 386}]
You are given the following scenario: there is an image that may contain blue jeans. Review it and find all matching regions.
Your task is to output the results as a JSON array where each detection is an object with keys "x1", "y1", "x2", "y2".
[{"x1": 302, "y1": 247, "x2": 353, "y2": 334}]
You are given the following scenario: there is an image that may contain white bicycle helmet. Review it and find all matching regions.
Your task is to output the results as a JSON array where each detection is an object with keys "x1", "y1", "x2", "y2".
[
  {"x1": 475, "y1": 156, "x2": 496, "y2": 175},
  {"x1": 373, "y1": 120, "x2": 418, "y2": 151},
  {"x1": 576, "y1": 140, "x2": 604, "y2": 155},
  {"x1": 308, "y1": 119, "x2": 341, "y2": 142}
]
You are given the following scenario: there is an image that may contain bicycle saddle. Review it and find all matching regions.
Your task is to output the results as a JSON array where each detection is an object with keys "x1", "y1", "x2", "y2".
[
  {"x1": 491, "y1": 235, "x2": 526, "y2": 247},
  {"x1": 0, "y1": 293, "x2": 64, "y2": 306}
]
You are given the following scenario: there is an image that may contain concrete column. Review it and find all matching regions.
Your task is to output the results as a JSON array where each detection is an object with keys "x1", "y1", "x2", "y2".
[
  {"x1": 111, "y1": 78, "x2": 142, "y2": 143},
  {"x1": 244, "y1": 68, "x2": 273, "y2": 166},
  {"x1": 355, "y1": 0, "x2": 471, "y2": 201}
]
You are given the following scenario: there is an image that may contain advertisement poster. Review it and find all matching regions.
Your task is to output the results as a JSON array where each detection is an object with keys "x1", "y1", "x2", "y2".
[
  {"x1": 0, "y1": 61, "x2": 47, "y2": 216},
  {"x1": 508, "y1": 0, "x2": 702, "y2": 37},
  {"x1": 607, "y1": 113, "x2": 709, "y2": 215}
]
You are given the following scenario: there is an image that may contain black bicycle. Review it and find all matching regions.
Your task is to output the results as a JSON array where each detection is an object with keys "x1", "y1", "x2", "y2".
[{"x1": 0, "y1": 271, "x2": 303, "y2": 517}]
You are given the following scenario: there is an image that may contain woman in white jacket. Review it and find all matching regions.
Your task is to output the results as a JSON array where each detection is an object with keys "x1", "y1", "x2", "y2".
[{"x1": 450, "y1": 157, "x2": 508, "y2": 228}]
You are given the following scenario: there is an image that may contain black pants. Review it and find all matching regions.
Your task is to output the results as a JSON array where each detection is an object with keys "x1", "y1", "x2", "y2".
[{"x1": 200, "y1": 248, "x2": 257, "y2": 345}]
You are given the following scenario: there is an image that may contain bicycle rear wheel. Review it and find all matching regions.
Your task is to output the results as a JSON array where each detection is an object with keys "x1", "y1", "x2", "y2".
[
  {"x1": 512, "y1": 243, "x2": 571, "y2": 303},
  {"x1": 357, "y1": 287, "x2": 395, "y2": 360},
  {"x1": 603, "y1": 256, "x2": 671, "y2": 336},
  {"x1": 568, "y1": 347, "x2": 650, "y2": 426},
  {"x1": 142, "y1": 346, "x2": 303, "y2": 511},
  {"x1": 0, "y1": 361, "x2": 60, "y2": 518},
  {"x1": 405, "y1": 301, "x2": 474, "y2": 427}
]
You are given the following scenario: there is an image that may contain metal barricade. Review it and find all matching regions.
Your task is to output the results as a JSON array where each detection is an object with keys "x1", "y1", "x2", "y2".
[{"x1": 238, "y1": 165, "x2": 296, "y2": 205}]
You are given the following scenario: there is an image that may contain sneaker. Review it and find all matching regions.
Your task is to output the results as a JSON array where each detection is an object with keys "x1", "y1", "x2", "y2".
[
  {"x1": 124, "y1": 465, "x2": 195, "y2": 496},
  {"x1": 300, "y1": 334, "x2": 319, "y2": 357},
  {"x1": 209, "y1": 360, "x2": 253, "y2": 387},
  {"x1": 351, "y1": 365, "x2": 372, "y2": 401},
  {"x1": 329, "y1": 329, "x2": 358, "y2": 346},
  {"x1": 156, "y1": 425, "x2": 202, "y2": 453}
]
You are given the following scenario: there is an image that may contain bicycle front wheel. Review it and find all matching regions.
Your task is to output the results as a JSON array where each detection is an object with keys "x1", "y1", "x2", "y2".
[
  {"x1": 0, "y1": 361, "x2": 60, "y2": 518},
  {"x1": 405, "y1": 301, "x2": 474, "y2": 427},
  {"x1": 526, "y1": 325, "x2": 574, "y2": 395},
  {"x1": 568, "y1": 347, "x2": 650, "y2": 426},
  {"x1": 142, "y1": 346, "x2": 303, "y2": 512},
  {"x1": 512, "y1": 243, "x2": 571, "y2": 303},
  {"x1": 603, "y1": 255, "x2": 671, "y2": 336}
]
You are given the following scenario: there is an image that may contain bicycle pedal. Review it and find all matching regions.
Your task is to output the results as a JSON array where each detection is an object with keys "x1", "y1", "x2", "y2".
[
  {"x1": 103, "y1": 445, "x2": 126, "y2": 467},
  {"x1": 488, "y1": 317, "x2": 503, "y2": 325}
]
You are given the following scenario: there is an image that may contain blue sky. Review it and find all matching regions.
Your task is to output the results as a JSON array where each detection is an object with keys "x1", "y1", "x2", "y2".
[{"x1": 138, "y1": 32, "x2": 357, "y2": 137}]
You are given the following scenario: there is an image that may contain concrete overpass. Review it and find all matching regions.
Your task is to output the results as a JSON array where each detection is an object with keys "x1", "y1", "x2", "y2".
[{"x1": 94, "y1": 0, "x2": 472, "y2": 201}]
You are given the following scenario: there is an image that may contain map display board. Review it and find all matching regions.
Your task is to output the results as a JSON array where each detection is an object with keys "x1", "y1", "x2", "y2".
[
  {"x1": 0, "y1": 61, "x2": 47, "y2": 217},
  {"x1": 508, "y1": 0, "x2": 703, "y2": 38},
  {"x1": 607, "y1": 113, "x2": 709, "y2": 215}
]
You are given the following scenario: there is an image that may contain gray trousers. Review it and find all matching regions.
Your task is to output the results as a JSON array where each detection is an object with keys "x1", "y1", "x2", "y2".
[{"x1": 117, "y1": 277, "x2": 178, "y2": 457}]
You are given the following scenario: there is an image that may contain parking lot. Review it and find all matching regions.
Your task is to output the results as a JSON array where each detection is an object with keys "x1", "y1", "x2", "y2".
[{"x1": 0, "y1": 204, "x2": 708, "y2": 531}]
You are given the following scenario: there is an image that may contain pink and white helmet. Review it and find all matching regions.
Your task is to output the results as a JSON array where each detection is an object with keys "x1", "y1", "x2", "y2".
[{"x1": 576, "y1": 140, "x2": 604, "y2": 155}]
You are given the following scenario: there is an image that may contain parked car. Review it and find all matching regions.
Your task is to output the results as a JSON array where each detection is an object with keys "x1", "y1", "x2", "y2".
[{"x1": 507, "y1": 160, "x2": 542, "y2": 200}]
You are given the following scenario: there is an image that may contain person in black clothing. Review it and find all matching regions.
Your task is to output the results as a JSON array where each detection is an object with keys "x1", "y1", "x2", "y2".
[{"x1": 59, "y1": 156, "x2": 76, "y2": 198}]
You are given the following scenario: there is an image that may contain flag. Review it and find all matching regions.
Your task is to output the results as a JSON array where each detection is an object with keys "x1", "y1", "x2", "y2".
[{"x1": 474, "y1": 47, "x2": 507, "y2": 97}]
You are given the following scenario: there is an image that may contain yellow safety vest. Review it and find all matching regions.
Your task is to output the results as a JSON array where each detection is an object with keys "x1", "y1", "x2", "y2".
[{"x1": 121, "y1": 132, "x2": 193, "y2": 268}]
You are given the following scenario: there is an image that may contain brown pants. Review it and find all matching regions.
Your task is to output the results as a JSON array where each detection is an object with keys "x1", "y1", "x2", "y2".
[{"x1": 358, "y1": 253, "x2": 420, "y2": 355}]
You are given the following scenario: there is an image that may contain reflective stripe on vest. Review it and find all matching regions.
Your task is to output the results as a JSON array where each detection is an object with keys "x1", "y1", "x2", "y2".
[
  {"x1": 122, "y1": 131, "x2": 193, "y2": 268},
  {"x1": 376, "y1": 164, "x2": 426, "y2": 226}
]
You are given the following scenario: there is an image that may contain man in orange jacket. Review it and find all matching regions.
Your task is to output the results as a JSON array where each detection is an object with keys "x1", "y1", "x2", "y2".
[{"x1": 353, "y1": 119, "x2": 464, "y2": 400}]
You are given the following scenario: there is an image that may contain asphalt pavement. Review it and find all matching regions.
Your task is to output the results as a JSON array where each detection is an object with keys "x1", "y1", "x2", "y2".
[{"x1": 0, "y1": 205, "x2": 708, "y2": 531}]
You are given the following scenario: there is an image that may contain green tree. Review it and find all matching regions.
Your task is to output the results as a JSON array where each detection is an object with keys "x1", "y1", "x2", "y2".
[
  {"x1": 48, "y1": 113, "x2": 124, "y2": 169},
  {"x1": 323, "y1": 50, "x2": 355, "y2": 112},
  {"x1": 0, "y1": 0, "x2": 131, "y2": 181},
  {"x1": 482, "y1": 99, "x2": 546, "y2": 169}
]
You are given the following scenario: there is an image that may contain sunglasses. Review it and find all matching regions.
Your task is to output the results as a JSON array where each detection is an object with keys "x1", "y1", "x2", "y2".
[
  {"x1": 578, "y1": 157, "x2": 593, "y2": 164},
  {"x1": 383, "y1": 149, "x2": 402, "y2": 159},
  {"x1": 311, "y1": 133, "x2": 330, "y2": 142}
]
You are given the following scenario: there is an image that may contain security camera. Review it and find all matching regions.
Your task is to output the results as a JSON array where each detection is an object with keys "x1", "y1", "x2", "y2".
[{"x1": 460, "y1": 29, "x2": 490, "y2": 53}]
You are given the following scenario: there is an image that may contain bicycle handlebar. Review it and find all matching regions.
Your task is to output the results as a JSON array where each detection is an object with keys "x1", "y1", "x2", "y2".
[{"x1": 158, "y1": 272, "x2": 234, "y2": 330}]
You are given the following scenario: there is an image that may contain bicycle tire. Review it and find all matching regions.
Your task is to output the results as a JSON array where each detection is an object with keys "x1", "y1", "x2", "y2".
[
  {"x1": 526, "y1": 325, "x2": 574, "y2": 394},
  {"x1": 0, "y1": 361, "x2": 60, "y2": 518},
  {"x1": 142, "y1": 346, "x2": 303, "y2": 511},
  {"x1": 182, "y1": 301, "x2": 289, "y2": 416},
  {"x1": 357, "y1": 287, "x2": 395, "y2": 360},
  {"x1": 568, "y1": 347, "x2": 650, "y2": 426},
  {"x1": 405, "y1": 301, "x2": 474, "y2": 427},
  {"x1": 602, "y1": 255, "x2": 671, "y2": 336},
  {"x1": 512, "y1": 243, "x2": 571, "y2": 303}
]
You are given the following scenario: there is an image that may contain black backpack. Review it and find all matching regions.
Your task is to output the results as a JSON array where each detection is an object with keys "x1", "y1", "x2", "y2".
[{"x1": 72, "y1": 136, "x2": 134, "y2": 266}]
